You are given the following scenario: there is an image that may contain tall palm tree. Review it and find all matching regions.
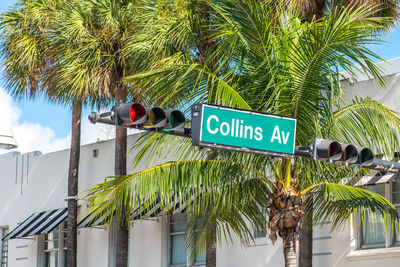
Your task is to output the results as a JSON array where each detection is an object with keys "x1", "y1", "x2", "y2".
[
  {"x1": 38, "y1": 1, "x2": 143, "y2": 265},
  {"x1": 56, "y1": 1, "x2": 225, "y2": 265},
  {"x1": 1, "y1": 0, "x2": 219, "y2": 266},
  {"x1": 0, "y1": 1, "x2": 87, "y2": 266},
  {"x1": 286, "y1": 0, "x2": 399, "y2": 23},
  {"x1": 285, "y1": 0, "x2": 400, "y2": 265},
  {"x1": 85, "y1": 2, "x2": 400, "y2": 267}
]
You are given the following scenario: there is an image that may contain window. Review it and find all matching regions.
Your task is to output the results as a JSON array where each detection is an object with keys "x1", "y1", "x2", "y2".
[
  {"x1": 359, "y1": 179, "x2": 400, "y2": 249},
  {"x1": 393, "y1": 180, "x2": 400, "y2": 244},
  {"x1": 43, "y1": 223, "x2": 67, "y2": 267},
  {"x1": 0, "y1": 228, "x2": 9, "y2": 267},
  {"x1": 253, "y1": 209, "x2": 268, "y2": 239},
  {"x1": 360, "y1": 184, "x2": 385, "y2": 248},
  {"x1": 169, "y1": 214, "x2": 206, "y2": 267}
]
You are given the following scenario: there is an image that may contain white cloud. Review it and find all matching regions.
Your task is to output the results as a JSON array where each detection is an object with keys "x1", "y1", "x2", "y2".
[
  {"x1": 0, "y1": 87, "x2": 127, "y2": 155},
  {"x1": 0, "y1": 88, "x2": 70, "y2": 154},
  {"x1": 0, "y1": 88, "x2": 21, "y2": 126},
  {"x1": 12, "y1": 122, "x2": 71, "y2": 154}
]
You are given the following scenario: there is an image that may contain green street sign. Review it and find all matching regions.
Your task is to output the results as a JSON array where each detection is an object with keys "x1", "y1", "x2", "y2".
[{"x1": 191, "y1": 104, "x2": 297, "y2": 157}]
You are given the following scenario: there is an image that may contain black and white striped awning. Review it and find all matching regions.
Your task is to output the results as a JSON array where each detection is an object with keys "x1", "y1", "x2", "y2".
[
  {"x1": 3, "y1": 208, "x2": 67, "y2": 240},
  {"x1": 76, "y1": 210, "x2": 115, "y2": 228},
  {"x1": 354, "y1": 172, "x2": 397, "y2": 187},
  {"x1": 77, "y1": 200, "x2": 187, "y2": 228}
]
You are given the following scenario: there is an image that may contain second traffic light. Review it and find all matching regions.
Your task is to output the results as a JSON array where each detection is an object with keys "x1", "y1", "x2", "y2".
[
  {"x1": 313, "y1": 138, "x2": 374, "y2": 166},
  {"x1": 89, "y1": 102, "x2": 186, "y2": 131}
]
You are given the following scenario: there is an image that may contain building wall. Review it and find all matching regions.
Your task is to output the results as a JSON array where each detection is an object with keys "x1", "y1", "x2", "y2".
[
  {"x1": 217, "y1": 235, "x2": 284, "y2": 267},
  {"x1": 130, "y1": 218, "x2": 166, "y2": 267},
  {"x1": 1, "y1": 130, "x2": 400, "y2": 267},
  {"x1": 342, "y1": 73, "x2": 400, "y2": 112},
  {"x1": 321, "y1": 58, "x2": 400, "y2": 267}
]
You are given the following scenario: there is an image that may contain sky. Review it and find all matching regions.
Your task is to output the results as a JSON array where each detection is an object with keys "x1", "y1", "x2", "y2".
[
  {"x1": 0, "y1": 0, "x2": 399, "y2": 154},
  {"x1": 0, "y1": 0, "x2": 119, "y2": 154}
]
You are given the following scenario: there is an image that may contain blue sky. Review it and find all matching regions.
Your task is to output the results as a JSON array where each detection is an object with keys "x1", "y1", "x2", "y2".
[
  {"x1": 0, "y1": 0, "x2": 399, "y2": 153},
  {"x1": 0, "y1": 0, "x2": 89, "y2": 138},
  {"x1": 0, "y1": 1, "x2": 75, "y2": 139},
  {"x1": 0, "y1": 0, "x2": 114, "y2": 154}
]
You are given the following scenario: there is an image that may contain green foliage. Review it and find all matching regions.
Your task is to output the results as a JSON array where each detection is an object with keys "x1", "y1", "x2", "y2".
[
  {"x1": 0, "y1": 0, "x2": 190, "y2": 107},
  {"x1": 303, "y1": 183, "x2": 399, "y2": 231},
  {"x1": 85, "y1": 159, "x2": 272, "y2": 245},
  {"x1": 84, "y1": 0, "x2": 400, "y2": 253},
  {"x1": 326, "y1": 97, "x2": 400, "y2": 155}
]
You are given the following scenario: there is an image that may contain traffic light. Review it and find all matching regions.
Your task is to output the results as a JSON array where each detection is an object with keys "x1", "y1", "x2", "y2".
[
  {"x1": 313, "y1": 139, "x2": 342, "y2": 161},
  {"x1": 114, "y1": 102, "x2": 147, "y2": 126},
  {"x1": 89, "y1": 102, "x2": 400, "y2": 173},
  {"x1": 312, "y1": 138, "x2": 374, "y2": 166},
  {"x1": 88, "y1": 101, "x2": 187, "y2": 132}
]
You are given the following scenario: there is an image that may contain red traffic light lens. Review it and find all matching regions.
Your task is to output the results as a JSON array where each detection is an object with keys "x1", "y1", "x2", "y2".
[
  {"x1": 328, "y1": 142, "x2": 341, "y2": 158},
  {"x1": 129, "y1": 106, "x2": 136, "y2": 123}
]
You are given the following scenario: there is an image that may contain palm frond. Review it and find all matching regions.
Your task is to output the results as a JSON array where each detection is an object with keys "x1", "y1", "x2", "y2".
[
  {"x1": 324, "y1": 97, "x2": 400, "y2": 157},
  {"x1": 302, "y1": 183, "x2": 399, "y2": 231},
  {"x1": 129, "y1": 131, "x2": 200, "y2": 171},
  {"x1": 125, "y1": 63, "x2": 251, "y2": 110},
  {"x1": 84, "y1": 159, "x2": 273, "y2": 245},
  {"x1": 274, "y1": 6, "x2": 386, "y2": 145}
]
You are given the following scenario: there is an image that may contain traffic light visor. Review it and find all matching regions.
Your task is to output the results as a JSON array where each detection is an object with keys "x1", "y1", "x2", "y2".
[
  {"x1": 328, "y1": 141, "x2": 342, "y2": 160},
  {"x1": 316, "y1": 140, "x2": 342, "y2": 160},
  {"x1": 131, "y1": 103, "x2": 147, "y2": 124},
  {"x1": 115, "y1": 103, "x2": 134, "y2": 125},
  {"x1": 169, "y1": 110, "x2": 186, "y2": 129},
  {"x1": 149, "y1": 107, "x2": 167, "y2": 127},
  {"x1": 343, "y1": 144, "x2": 358, "y2": 163},
  {"x1": 360, "y1": 148, "x2": 374, "y2": 165}
]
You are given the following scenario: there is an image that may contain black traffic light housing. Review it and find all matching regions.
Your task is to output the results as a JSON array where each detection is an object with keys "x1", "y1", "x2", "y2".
[
  {"x1": 88, "y1": 101, "x2": 187, "y2": 132},
  {"x1": 313, "y1": 139, "x2": 342, "y2": 161},
  {"x1": 313, "y1": 138, "x2": 374, "y2": 166}
]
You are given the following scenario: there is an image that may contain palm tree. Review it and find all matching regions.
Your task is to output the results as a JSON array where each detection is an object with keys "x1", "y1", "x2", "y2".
[
  {"x1": 85, "y1": 2, "x2": 400, "y2": 267},
  {"x1": 1, "y1": 0, "x2": 132, "y2": 265},
  {"x1": 56, "y1": 1, "x2": 225, "y2": 265},
  {"x1": 286, "y1": 0, "x2": 399, "y2": 24},
  {"x1": 285, "y1": 0, "x2": 400, "y2": 265},
  {"x1": 1, "y1": 0, "x2": 220, "y2": 266},
  {"x1": 0, "y1": 1, "x2": 86, "y2": 266},
  {"x1": 37, "y1": 1, "x2": 160, "y2": 265}
]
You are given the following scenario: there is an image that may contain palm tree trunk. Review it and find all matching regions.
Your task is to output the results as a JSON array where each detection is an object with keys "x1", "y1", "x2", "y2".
[
  {"x1": 197, "y1": 2, "x2": 216, "y2": 73},
  {"x1": 206, "y1": 223, "x2": 217, "y2": 267},
  {"x1": 299, "y1": 197, "x2": 313, "y2": 267},
  {"x1": 314, "y1": 0, "x2": 326, "y2": 20},
  {"x1": 198, "y1": 4, "x2": 217, "y2": 266},
  {"x1": 115, "y1": 210, "x2": 129, "y2": 267},
  {"x1": 66, "y1": 100, "x2": 82, "y2": 267},
  {"x1": 294, "y1": 0, "x2": 326, "y2": 22},
  {"x1": 282, "y1": 228, "x2": 298, "y2": 267},
  {"x1": 114, "y1": 84, "x2": 129, "y2": 267}
]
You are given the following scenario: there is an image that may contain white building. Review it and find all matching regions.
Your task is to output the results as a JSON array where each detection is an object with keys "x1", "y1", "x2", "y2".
[{"x1": 1, "y1": 57, "x2": 400, "y2": 267}]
